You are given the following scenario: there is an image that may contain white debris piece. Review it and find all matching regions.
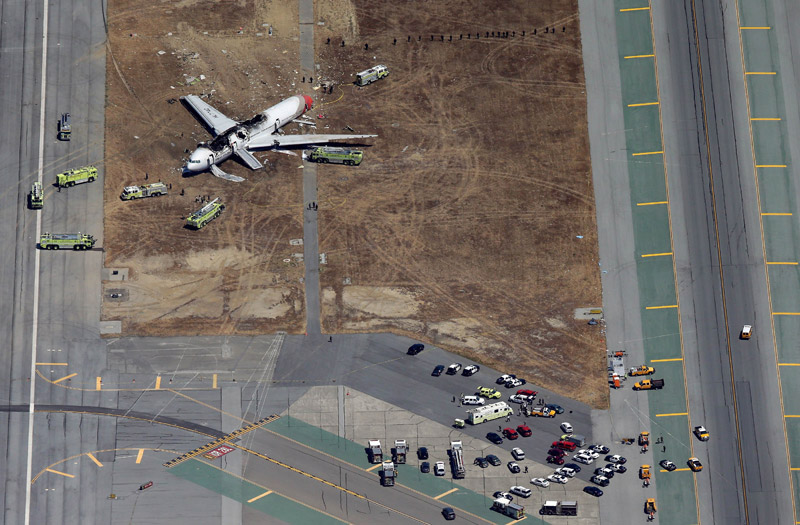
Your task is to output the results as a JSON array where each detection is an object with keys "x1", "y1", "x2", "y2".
[{"x1": 157, "y1": 50, "x2": 166, "y2": 55}]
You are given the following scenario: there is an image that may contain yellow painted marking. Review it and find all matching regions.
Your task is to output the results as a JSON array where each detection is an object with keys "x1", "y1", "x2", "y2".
[
  {"x1": 632, "y1": 150, "x2": 664, "y2": 156},
  {"x1": 365, "y1": 463, "x2": 382, "y2": 472},
  {"x1": 751, "y1": 117, "x2": 781, "y2": 121},
  {"x1": 247, "y1": 490, "x2": 273, "y2": 503},
  {"x1": 507, "y1": 517, "x2": 528, "y2": 525},
  {"x1": 641, "y1": 252, "x2": 673, "y2": 258},
  {"x1": 756, "y1": 164, "x2": 787, "y2": 168},
  {"x1": 774, "y1": 313, "x2": 800, "y2": 316},
  {"x1": 155, "y1": 376, "x2": 162, "y2": 390},
  {"x1": 435, "y1": 488, "x2": 459, "y2": 500},
  {"x1": 52, "y1": 373, "x2": 77, "y2": 384},
  {"x1": 96, "y1": 377, "x2": 102, "y2": 391},
  {"x1": 791, "y1": 468, "x2": 800, "y2": 471},
  {"x1": 661, "y1": 468, "x2": 691, "y2": 472},
  {"x1": 628, "y1": 101, "x2": 659, "y2": 107},
  {"x1": 656, "y1": 412, "x2": 688, "y2": 417},
  {"x1": 762, "y1": 212, "x2": 792, "y2": 216},
  {"x1": 779, "y1": 363, "x2": 800, "y2": 366},
  {"x1": 768, "y1": 262, "x2": 799, "y2": 265},
  {"x1": 740, "y1": 26, "x2": 771, "y2": 30},
  {"x1": 646, "y1": 305, "x2": 678, "y2": 310},
  {"x1": 624, "y1": 54, "x2": 655, "y2": 59},
  {"x1": 213, "y1": 374, "x2": 218, "y2": 389},
  {"x1": 86, "y1": 453, "x2": 103, "y2": 467},
  {"x1": 46, "y1": 468, "x2": 74, "y2": 478},
  {"x1": 637, "y1": 200, "x2": 668, "y2": 206},
  {"x1": 652, "y1": 358, "x2": 683, "y2": 362},
  {"x1": 745, "y1": 71, "x2": 777, "y2": 75},
  {"x1": 136, "y1": 449, "x2": 144, "y2": 464},
  {"x1": 786, "y1": 415, "x2": 800, "y2": 418},
  {"x1": 620, "y1": 6, "x2": 649, "y2": 11},
  {"x1": 35, "y1": 362, "x2": 67, "y2": 366}
]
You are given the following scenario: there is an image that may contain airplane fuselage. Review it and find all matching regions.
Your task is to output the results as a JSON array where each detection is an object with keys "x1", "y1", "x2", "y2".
[{"x1": 186, "y1": 95, "x2": 313, "y2": 172}]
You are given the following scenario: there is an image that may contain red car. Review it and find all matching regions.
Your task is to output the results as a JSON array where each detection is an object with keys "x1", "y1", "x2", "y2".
[
  {"x1": 547, "y1": 455, "x2": 565, "y2": 465},
  {"x1": 516, "y1": 424, "x2": 532, "y2": 437},
  {"x1": 552, "y1": 440, "x2": 577, "y2": 451},
  {"x1": 548, "y1": 448, "x2": 566, "y2": 458},
  {"x1": 516, "y1": 389, "x2": 538, "y2": 397},
  {"x1": 502, "y1": 427, "x2": 519, "y2": 440}
]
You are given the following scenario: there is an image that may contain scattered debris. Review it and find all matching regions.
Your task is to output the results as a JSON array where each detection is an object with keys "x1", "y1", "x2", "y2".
[{"x1": 157, "y1": 50, "x2": 166, "y2": 55}]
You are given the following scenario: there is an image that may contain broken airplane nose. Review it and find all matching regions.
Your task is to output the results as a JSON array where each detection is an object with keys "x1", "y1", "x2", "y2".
[{"x1": 187, "y1": 147, "x2": 212, "y2": 171}]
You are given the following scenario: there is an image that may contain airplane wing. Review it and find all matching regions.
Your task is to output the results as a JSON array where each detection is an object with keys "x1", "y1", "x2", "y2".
[
  {"x1": 248, "y1": 133, "x2": 377, "y2": 149},
  {"x1": 180, "y1": 95, "x2": 238, "y2": 136},
  {"x1": 237, "y1": 149, "x2": 263, "y2": 170}
]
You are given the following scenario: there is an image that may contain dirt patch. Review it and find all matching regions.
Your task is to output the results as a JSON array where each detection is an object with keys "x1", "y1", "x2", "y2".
[{"x1": 312, "y1": 0, "x2": 607, "y2": 407}]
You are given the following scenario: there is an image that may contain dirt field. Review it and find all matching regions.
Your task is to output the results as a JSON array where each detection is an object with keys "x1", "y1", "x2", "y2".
[{"x1": 102, "y1": 0, "x2": 606, "y2": 407}]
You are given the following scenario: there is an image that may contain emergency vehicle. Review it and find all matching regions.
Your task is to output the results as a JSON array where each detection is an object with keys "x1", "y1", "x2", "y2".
[
  {"x1": 29, "y1": 182, "x2": 43, "y2": 209},
  {"x1": 355, "y1": 65, "x2": 389, "y2": 86},
  {"x1": 39, "y1": 232, "x2": 96, "y2": 250},
  {"x1": 120, "y1": 182, "x2": 168, "y2": 200},
  {"x1": 186, "y1": 198, "x2": 225, "y2": 229},
  {"x1": 56, "y1": 165, "x2": 97, "y2": 187},
  {"x1": 308, "y1": 146, "x2": 363, "y2": 166}
]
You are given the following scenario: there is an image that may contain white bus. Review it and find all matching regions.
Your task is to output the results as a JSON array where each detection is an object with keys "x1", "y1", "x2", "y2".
[{"x1": 466, "y1": 402, "x2": 513, "y2": 424}]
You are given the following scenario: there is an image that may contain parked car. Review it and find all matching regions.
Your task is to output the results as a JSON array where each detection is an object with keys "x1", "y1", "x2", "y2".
[
  {"x1": 607, "y1": 463, "x2": 627, "y2": 473},
  {"x1": 511, "y1": 447, "x2": 525, "y2": 460},
  {"x1": 486, "y1": 432, "x2": 503, "y2": 445},
  {"x1": 584, "y1": 486, "x2": 604, "y2": 497},
  {"x1": 407, "y1": 343, "x2": 424, "y2": 355},
  {"x1": 560, "y1": 422, "x2": 574, "y2": 434},
  {"x1": 503, "y1": 428, "x2": 519, "y2": 440},
  {"x1": 594, "y1": 467, "x2": 614, "y2": 479},
  {"x1": 507, "y1": 462, "x2": 521, "y2": 473},
  {"x1": 688, "y1": 457, "x2": 703, "y2": 472},
  {"x1": 588, "y1": 444, "x2": 610, "y2": 455},
  {"x1": 509, "y1": 394, "x2": 530, "y2": 404},
  {"x1": 660, "y1": 459, "x2": 677, "y2": 472},
  {"x1": 461, "y1": 395, "x2": 485, "y2": 405},
  {"x1": 591, "y1": 475, "x2": 610, "y2": 487},
  {"x1": 442, "y1": 507, "x2": 456, "y2": 521},
  {"x1": 564, "y1": 462, "x2": 582, "y2": 472},
  {"x1": 573, "y1": 453, "x2": 594, "y2": 465},
  {"x1": 510, "y1": 485, "x2": 532, "y2": 498},
  {"x1": 417, "y1": 447, "x2": 429, "y2": 460},
  {"x1": 516, "y1": 424, "x2": 532, "y2": 437},
  {"x1": 517, "y1": 389, "x2": 537, "y2": 397},
  {"x1": 434, "y1": 461, "x2": 446, "y2": 476},
  {"x1": 694, "y1": 425, "x2": 710, "y2": 441},
  {"x1": 547, "y1": 473, "x2": 569, "y2": 484},
  {"x1": 505, "y1": 377, "x2": 526, "y2": 388},
  {"x1": 446, "y1": 363, "x2": 462, "y2": 375},
  {"x1": 474, "y1": 457, "x2": 489, "y2": 468},
  {"x1": 555, "y1": 467, "x2": 576, "y2": 478},
  {"x1": 462, "y1": 364, "x2": 480, "y2": 376},
  {"x1": 493, "y1": 491, "x2": 513, "y2": 501},
  {"x1": 486, "y1": 454, "x2": 501, "y2": 466},
  {"x1": 607, "y1": 454, "x2": 627, "y2": 464},
  {"x1": 496, "y1": 374, "x2": 516, "y2": 385},
  {"x1": 546, "y1": 403, "x2": 565, "y2": 414},
  {"x1": 552, "y1": 440, "x2": 577, "y2": 451},
  {"x1": 432, "y1": 365, "x2": 445, "y2": 376},
  {"x1": 477, "y1": 386, "x2": 502, "y2": 399},
  {"x1": 547, "y1": 456, "x2": 565, "y2": 465},
  {"x1": 420, "y1": 461, "x2": 430, "y2": 473},
  {"x1": 578, "y1": 449, "x2": 600, "y2": 459},
  {"x1": 531, "y1": 477, "x2": 550, "y2": 487},
  {"x1": 548, "y1": 449, "x2": 566, "y2": 459}
]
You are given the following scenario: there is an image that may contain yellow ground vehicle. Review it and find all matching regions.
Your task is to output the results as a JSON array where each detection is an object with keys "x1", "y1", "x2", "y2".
[
  {"x1": 687, "y1": 457, "x2": 703, "y2": 472},
  {"x1": 56, "y1": 165, "x2": 97, "y2": 187},
  {"x1": 477, "y1": 386, "x2": 501, "y2": 399},
  {"x1": 693, "y1": 426, "x2": 710, "y2": 441},
  {"x1": 645, "y1": 498, "x2": 657, "y2": 518},
  {"x1": 629, "y1": 365, "x2": 655, "y2": 376},
  {"x1": 741, "y1": 325, "x2": 752, "y2": 339},
  {"x1": 639, "y1": 465, "x2": 651, "y2": 480},
  {"x1": 633, "y1": 378, "x2": 664, "y2": 390}
]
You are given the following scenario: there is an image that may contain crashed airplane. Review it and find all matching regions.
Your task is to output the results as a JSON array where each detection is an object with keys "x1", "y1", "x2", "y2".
[{"x1": 181, "y1": 94, "x2": 376, "y2": 181}]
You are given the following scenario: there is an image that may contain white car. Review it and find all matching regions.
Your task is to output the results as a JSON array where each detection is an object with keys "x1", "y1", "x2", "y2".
[
  {"x1": 555, "y1": 467, "x2": 576, "y2": 478},
  {"x1": 446, "y1": 363, "x2": 462, "y2": 374},
  {"x1": 508, "y1": 394, "x2": 528, "y2": 404},
  {"x1": 573, "y1": 453, "x2": 595, "y2": 465},
  {"x1": 547, "y1": 473, "x2": 569, "y2": 484},
  {"x1": 607, "y1": 463, "x2": 626, "y2": 473},
  {"x1": 531, "y1": 477, "x2": 550, "y2": 488},
  {"x1": 560, "y1": 422, "x2": 573, "y2": 434},
  {"x1": 496, "y1": 374, "x2": 516, "y2": 385},
  {"x1": 510, "y1": 485, "x2": 531, "y2": 498},
  {"x1": 462, "y1": 364, "x2": 480, "y2": 376},
  {"x1": 505, "y1": 378, "x2": 525, "y2": 388},
  {"x1": 588, "y1": 444, "x2": 610, "y2": 454},
  {"x1": 461, "y1": 395, "x2": 485, "y2": 405},
  {"x1": 607, "y1": 454, "x2": 627, "y2": 464},
  {"x1": 511, "y1": 447, "x2": 525, "y2": 461},
  {"x1": 434, "y1": 461, "x2": 446, "y2": 476},
  {"x1": 577, "y1": 449, "x2": 600, "y2": 459},
  {"x1": 591, "y1": 474, "x2": 610, "y2": 487}
]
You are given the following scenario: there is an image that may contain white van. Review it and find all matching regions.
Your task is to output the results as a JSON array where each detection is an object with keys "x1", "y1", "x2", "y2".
[{"x1": 462, "y1": 395, "x2": 485, "y2": 405}]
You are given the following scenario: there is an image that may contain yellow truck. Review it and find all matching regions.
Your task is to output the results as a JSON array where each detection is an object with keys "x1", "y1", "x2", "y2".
[
  {"x1": 633, "y1": 378, "x2": 664, "y2": 391},
  {"x1": 56, "y1": 165, "x2": 97, "y2": 187},
  {"x1": 639, "y1": 465, "x2": 651, "y2": 480},
  {"x1": 629, "y1": 365, "x2": 654, "y2": 376}
]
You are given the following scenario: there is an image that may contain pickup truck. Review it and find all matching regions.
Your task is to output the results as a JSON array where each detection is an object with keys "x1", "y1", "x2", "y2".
[
  {"x1": 629, "y1": 365, "x2": 654, "y2": 376},
  {"x1": 633, "y1": 378, "x2": 664, "y2": 390}
]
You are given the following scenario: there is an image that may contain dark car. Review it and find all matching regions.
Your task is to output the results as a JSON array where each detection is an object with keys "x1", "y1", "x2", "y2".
[
  {"x1": 547, "y1": 456, "x2": 565, "y2": 465},
  {"x1": 548, "y1": 448, "x2": 566, "y2": 458},
  {"x1": 493, "y1": 491, "x2": 513, "y2": 501},
  {"x1": 432, "y1": 365, "x2": 445, "y2": 377},
  {"x1": 564, "y1": 462, "x2": 582, "y2": 473},
  {"x1": 486, "y1": 454, "x2": 501, "y2": 466},
  {"x1": 407, "y1": 343, "x2": 424, "y2": 355},
  {"x1": 474, "y1": 457, "x2": 489, "y2": 468},
  {"x1": 420, "y1": 461, "x2": 430, "y2": 473},
  {"x1": 507, "y1": 462, "x2": 521, "y2": 474},
  {"x1": 584, "y1": 486, "x2": 604, "y2": 497},
  {"x1": 442, "y1": 507, "x2": 456, "y2": 520},
  {"x1": 660, "y1": 459, "x2": 677, "y2": 472},
  {"x1": 594, "y1": 467, "x2": 614, "y2": 479},
  {"x1": 462, "y1": 364, "x2": 480, "y2": 376},
  {"x1": 502, "y1": 427, "x2": 519, "y2": 440},
  {"x1": 607, "y1": 463, "x2": 627, "y2": 474},
  {"x1": 486, "y1": 432, "x2": 504, "y2": 445},
  {"x1": 546, "y1": 403, "x2": 565, "y2": 414},
  {"x1": 417, "y1": 447, "x2": 429, "y2": 460},
  {"x1": 517, "y1": 424, "x2": 532, "y2": 437}
]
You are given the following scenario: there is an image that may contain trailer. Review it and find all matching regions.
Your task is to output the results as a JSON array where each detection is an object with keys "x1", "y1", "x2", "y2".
[
  {"x1": 29, "y1": 182, "x2": 43, "y2": 209},
  {"x1": 541, "y1": 500, "x2": 577, "y2": 516},
  {"x1": 466, "y1": 401, "x2": 512, "y2": 424},
  {"x1": 186, "y1": 198, "x2": 225, "y2": 229},
  {"x1": 380, "y1": 461, "x2": 397, "y2": 486},
  {"x1": 121, "y1": 182, "x2": 168, "y2": 200},
  {"x1": 39, "y1": 232, "x2": 96, "y2": 250},
  {"x1": 492, "y1": 498, "x2": 525, "y2": 519},
  {"x1": 449, "y1": 441, "x2": 465, "y2": 479},
  {"x1": 393, "y1": 440, "x2": 407, "y2": 464},
  {"x1": 368, "y1": 440, "x2": 383, "y2": 464}
]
